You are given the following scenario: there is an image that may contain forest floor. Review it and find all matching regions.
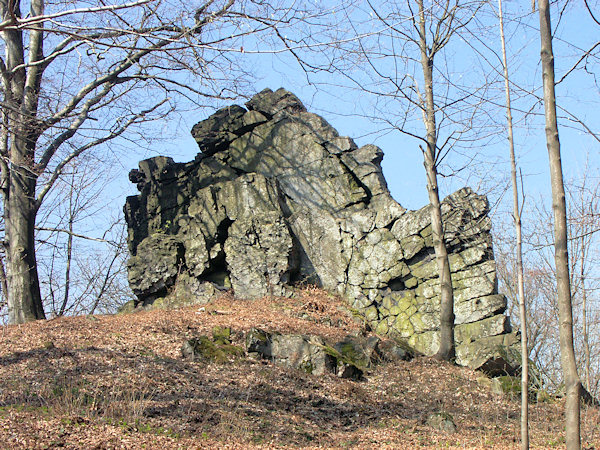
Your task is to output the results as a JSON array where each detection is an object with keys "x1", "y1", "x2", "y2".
[{"x1": 0, "y1": 287, "x2": 598, "y2": 449}]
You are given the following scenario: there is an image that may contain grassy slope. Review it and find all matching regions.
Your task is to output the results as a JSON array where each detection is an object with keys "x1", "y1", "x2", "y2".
[{"x1": 0, "y1": 287, "x2": 598, "y2": 449}]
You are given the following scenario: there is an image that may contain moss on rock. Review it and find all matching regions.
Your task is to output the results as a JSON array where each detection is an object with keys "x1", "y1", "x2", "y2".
[
  {"x1": 212, "y1": 326, "x2": 232, "y2": 345},
  {"x1": 182, "y1": 335, "x2": 244, "y2": 363}
]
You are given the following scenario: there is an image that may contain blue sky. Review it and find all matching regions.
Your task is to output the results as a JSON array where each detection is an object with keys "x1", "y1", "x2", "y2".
[
  {"x1": 120, "y1": 1, "x2": 598, "y2": 219},
  {"x1": 20, "y1": 0, "x2": 599, "y2": 318}
]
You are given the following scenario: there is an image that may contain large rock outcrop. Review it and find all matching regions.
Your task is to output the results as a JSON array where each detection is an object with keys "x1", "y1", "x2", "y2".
[{"x1": 124, "y1": 88, "x2": 518, "y2": 370}]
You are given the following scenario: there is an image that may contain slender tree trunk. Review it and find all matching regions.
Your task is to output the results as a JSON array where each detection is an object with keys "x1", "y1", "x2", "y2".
[
  {"x1": 498, "y1": 1, "x2": 529, "y2": 447},
  {"x1": 59, "y1": 174, "x2": 76, "y2": 316},
  {"x1": 574, "y1": 178, "x2": 592, "y2": 394},
  {"x1": 59, "y1": 221, "x2": 73, "y2": 316},
  {"x1": 424, "y1": 148, "x2": 455, "y2": 361},
  {"x1": 0, "y1": 252, "x2": 8, "y2": 304},
  {"x1": 538, "y1": 1, "x2": 581, "y2": 447},
  {"x1": 580, "y1": 248, "x2": 590, "y2": 392},
  {"x1": 417, "y1": 0, "x2": 455, "y2": 361}
]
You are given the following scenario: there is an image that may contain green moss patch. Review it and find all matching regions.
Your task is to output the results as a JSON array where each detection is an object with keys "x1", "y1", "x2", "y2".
[{"x1": 183, "y1": 335, "x2": 244, "y2": 363}]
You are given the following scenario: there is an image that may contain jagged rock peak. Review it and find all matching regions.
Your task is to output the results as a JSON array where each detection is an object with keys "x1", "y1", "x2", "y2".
[
  {"x1": 124, "y1": 87, "x2": 519, "y2": 371},
  {"x1": 245, "y1": 87, "x2": 307, "y2": 118}
]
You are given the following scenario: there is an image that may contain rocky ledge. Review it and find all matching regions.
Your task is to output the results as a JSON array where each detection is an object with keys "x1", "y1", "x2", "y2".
[{"x1": 124, "y1": 88, "x2": 519, "y2": 371}]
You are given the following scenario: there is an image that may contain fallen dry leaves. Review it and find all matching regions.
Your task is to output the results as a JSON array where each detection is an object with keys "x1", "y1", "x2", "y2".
[{"x1": 0, "y1": 287, "x2": 598, "y2": 449}]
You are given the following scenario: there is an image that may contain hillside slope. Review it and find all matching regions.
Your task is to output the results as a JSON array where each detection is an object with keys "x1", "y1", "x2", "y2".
[{"x1": 0, "y1": 288, "x2": 598, "y2": 449}]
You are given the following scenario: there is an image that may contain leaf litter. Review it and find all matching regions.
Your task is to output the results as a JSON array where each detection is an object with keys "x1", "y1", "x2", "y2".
[{"x1": 0, "y1": 287, "x2": 598, "y2": 449}]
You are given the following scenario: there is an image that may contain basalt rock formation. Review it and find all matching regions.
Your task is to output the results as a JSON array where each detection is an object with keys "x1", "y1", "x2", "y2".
[{"x1": 124, "y1": 88, "x2": 519, "y2": 371}]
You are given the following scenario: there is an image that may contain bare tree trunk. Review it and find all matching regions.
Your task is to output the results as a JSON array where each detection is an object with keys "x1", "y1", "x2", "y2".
[
  {"x1": 580, "y1": 246, "x2": 590, "y2": 392},
  {"x1": 59, "y1": 220, "x2": 73, "y2": 316},
  {"x1": 417, "y1": 0, "x2": 455, "y2": 361},
  {"x1": 2, "y1": 0, "x2": 46, "y2": 324},
  {"x1": 498, "y1": 1, "x2": 529, "y2": 447},
  {"x1": 5, "y1": 150, "x2": 45, "y2": 323},
  {"x1": 0, "y1": 251, "x2": 8, "y2": 304},
  {"x1": 538, "y1": 1, "x2": 581, "y2": 447},
  {"x1": 58, "y1": 172, "x2": 76, "y2": 316},
  {"x1": 573, "y1": 172, "x2": 593, "y2": 393}
]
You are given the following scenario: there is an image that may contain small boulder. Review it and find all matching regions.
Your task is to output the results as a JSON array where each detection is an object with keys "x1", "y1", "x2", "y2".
[
  {"x1": 246, "y1": 328, "x2": 272, "y2": 357},
  {"x1": 375, "y1": 339, "x2": 412, "y2": 362},
  {"x1": 334, "y1": 335, "x2": 378, "y2": 369},
  {"x1": 426, "y1": 412, "x2": 457, "y2": 433},
  {"x1": 269, "y1": 333, "x2": 336, "y2": 376},
  {"x1": 182, "y1": 335, "x2": 244, "y2": 363},
  {"x1": 245, "y1": 328, "x2": 363, "y2": 378}
]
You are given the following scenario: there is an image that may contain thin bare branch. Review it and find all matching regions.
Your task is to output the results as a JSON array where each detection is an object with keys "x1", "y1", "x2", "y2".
[
  {"x1": 35, "y1": 226, "x2": 121, "y2": 245},
  {"x1": 0, "y1": 0, "x2": 153, "y2": 32},
  {"x1": 36, "y1": 98, "x2": 167, "y2": 209}
]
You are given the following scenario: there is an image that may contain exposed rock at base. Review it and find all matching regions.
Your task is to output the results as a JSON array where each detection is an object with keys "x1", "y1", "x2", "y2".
[
  {"x1": 246, "y1": 328, "x2": 343, "y2": 377},
  {"x1": 244, "y1": 329, "x2": 410, "y2": 379},
  {"x1": 125, "y1": 87, "x2": 519, "y2": 370},
  {"x1": 182, "y1": 334, "x2": 245, "y2": 363},
  {"x1": 375, "y1": 338, "x2": 413, "y2": 362},
  {"x1": 426, "y1": 412, "x2": 457, "y2": 433},
  {"x1": 333, "y1": 335, "x2": 380, "y2": 369}
]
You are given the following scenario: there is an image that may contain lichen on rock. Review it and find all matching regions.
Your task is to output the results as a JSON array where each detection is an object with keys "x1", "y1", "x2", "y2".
[{"x1": 124, "y1": 87, "x2": 519, "y2": 370}]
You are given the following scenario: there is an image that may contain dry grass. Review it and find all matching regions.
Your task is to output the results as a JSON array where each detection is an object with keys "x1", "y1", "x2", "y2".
[{"x1": 0, "y1": 287, "x2": 598, "y2": 449}]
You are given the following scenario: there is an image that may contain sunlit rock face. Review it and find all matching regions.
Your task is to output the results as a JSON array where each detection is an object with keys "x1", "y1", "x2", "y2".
[{"x1": 124, "y1": 88, "x2": 518, "y2": 370}]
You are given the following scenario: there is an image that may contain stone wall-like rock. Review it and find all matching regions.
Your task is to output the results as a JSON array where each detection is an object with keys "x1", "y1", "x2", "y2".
[{"x1": 124, "y1": 88, "x2": 518, "y2": 370}]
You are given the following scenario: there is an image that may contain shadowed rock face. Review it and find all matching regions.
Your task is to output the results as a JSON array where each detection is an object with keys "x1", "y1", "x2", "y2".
[{"x1": 124, "y1": 88, "x2": 518, "y2": 370}]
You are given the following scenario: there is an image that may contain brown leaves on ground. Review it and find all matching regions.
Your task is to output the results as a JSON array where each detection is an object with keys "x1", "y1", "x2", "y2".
[{"x1": 0, "y1": 287, "x2": 598, "y2": 449}]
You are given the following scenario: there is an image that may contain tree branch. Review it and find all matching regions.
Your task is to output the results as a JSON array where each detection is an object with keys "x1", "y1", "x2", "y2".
[
  {"x1": 0, "y1": 0, "x2": 153, "y2": 32},
  {"x1": 35, "y1": 226, "x2": 121, "y2": 245},
  {"x1": 35, "y1": 98, "x2": 167, "y2": 209}
]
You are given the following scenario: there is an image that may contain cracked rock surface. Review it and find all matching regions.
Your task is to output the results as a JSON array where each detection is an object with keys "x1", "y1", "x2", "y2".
[{"x1": 124, "y1": 88, "x2": 518, "y2": 370}]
